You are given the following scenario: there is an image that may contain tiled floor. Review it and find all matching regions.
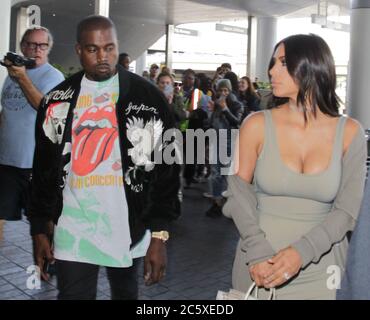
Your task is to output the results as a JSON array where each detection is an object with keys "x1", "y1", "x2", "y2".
[{"x1": 0, "y1": 181, "x2": 239, "y2": 300}]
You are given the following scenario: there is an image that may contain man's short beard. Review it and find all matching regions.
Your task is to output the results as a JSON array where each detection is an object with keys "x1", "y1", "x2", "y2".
[{"x1": 90, "y1": 71, "x2": 114, "y2": 82}]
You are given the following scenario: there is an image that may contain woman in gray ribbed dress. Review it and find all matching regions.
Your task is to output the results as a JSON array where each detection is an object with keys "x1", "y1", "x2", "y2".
[{"x1": 227, "y1": 34, "x2": 367, "y2": 300}]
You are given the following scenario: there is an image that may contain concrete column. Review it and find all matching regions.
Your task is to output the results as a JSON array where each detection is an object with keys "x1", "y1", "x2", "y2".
[
  {"x1": 347, "y1": 0, "x2": 370, "y2": 128},
  {"x1": 0, "y1": 0, "x2": 12, "y2": 96},
  {"x1": 16, "y1": 7, "x2": 28, "y2": 53},
  {"x1": 255, "y1": 17, "x2": 277, "y2": 83},
  {"x1": 94, "y1": 0, "x2": 110, "y2": 17},
  {"x1": 165, "y1": 24, "x2": 174, "y2": 70},
  {"x1": 247, "y1": 15, "x2": 257, "y2": 78},
  {"x1": 135, "y1": 51, "x2": 147, "y2": 76}
]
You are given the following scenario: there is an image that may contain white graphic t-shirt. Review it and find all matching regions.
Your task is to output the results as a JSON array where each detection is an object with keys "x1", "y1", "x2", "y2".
[{"x1": 54, "y1": 74, "x2": 150, "y2": 267}]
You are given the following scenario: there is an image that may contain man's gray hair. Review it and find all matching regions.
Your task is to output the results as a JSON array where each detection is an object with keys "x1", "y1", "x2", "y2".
[{"x1": 20, "y1": 26, "x2": 54, "y2": 51}]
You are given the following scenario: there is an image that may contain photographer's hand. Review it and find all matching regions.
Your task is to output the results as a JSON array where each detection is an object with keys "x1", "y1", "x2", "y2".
[
  {"x1": 4, "y1": 59, "x2": 27, "y2": 80},
  {"x1": 4, "y1": 59, "x2": 43, "y2": 110}
]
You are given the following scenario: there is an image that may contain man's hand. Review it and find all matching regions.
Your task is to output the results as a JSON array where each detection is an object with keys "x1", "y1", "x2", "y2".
[
  {"x1": 263, "y1": 247, "x2": 303, "y2": 288},
  {"x1": 3, "y1": 59, "x2": 27, "y2": 81},
  {"x1": 248, "y1": 260, "x2": 274, "y2": 287},
  {"x1": 143, "y1": 238, "x2": 167, "y2": 286},
  {"x1": 3, "y1": 58, "x2": 43, "y2": 109},
  {"x1": 32, "y1": 234, "x2": 54, "y2": 281}
]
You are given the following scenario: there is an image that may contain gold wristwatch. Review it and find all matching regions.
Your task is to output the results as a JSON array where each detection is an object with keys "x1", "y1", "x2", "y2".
[{"x1": 151, "y1": 231, "x2": 169, "y2": 242}]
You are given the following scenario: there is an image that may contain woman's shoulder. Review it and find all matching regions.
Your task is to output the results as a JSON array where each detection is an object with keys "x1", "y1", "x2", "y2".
[
  {"x1": 344, "y1": 116, "x2": 362, "y2": 132},
  {"x1": 239, "y1": 111, "x2": 266, "y2": 146},
  {"x1": 241, "y1": 110, "x2": 266, "y2": 129},
  {"x1": 343, "y1": 116, "x2": 364, "y2": 154}
]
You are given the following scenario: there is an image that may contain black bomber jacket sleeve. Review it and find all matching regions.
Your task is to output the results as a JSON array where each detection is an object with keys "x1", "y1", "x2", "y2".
[
  {"x1": 28, "y1": 96, "x2": 60, "y2": 236},
  {"x1": 135, "y1": 81, "x2": 181, "y2": 232}
]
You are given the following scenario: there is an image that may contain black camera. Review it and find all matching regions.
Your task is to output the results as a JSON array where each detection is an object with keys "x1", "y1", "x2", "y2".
[{"x1": 0, "y1": 52, "x2": 36, "y2": 68}]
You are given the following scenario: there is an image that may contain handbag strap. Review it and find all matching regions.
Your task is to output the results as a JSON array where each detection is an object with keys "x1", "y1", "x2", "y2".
[{"x1": 244, "y1": 282, "x2": 276, "y2": 300}]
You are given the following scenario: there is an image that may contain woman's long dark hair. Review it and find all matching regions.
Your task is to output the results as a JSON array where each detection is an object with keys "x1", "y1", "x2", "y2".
[{"x1": 268, "y1": 34, "x2": 340, "y2": 121}]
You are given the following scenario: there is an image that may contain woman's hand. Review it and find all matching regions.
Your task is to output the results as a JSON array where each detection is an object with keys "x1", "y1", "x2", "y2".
[
  {"x1": 263, "y1": 247, "x2": 303, "y2": 288},
  {"x1": 248, "y1": 260, "x2": 274, "y2": 287}
]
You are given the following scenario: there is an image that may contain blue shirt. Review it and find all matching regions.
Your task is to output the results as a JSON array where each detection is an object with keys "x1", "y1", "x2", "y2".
[{"x1": 0, "y1": 63, "x2": 64, "y2": 168}]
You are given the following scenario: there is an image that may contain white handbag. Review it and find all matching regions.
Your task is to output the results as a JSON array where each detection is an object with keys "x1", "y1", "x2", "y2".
[{"x1": 216, "y1": 282, "x2": 276, "y2": 300}]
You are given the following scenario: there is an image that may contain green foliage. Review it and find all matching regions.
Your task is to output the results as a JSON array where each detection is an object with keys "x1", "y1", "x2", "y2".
[
  {"x1": 52, "y1": 64, "x2": 81, "y2": 78},
  {"x1": 256, "y1": 81, "x2": 272, "y2": 90}
]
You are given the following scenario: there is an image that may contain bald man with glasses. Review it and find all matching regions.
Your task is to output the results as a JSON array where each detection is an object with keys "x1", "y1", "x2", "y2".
[{"x1": 0, "y1": 26, "x2": 64, "y2": 239}]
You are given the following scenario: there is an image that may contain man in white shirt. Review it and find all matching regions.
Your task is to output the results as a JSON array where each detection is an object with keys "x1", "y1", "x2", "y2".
[{"x1": 29, "y1": 15, "x2": 180, "y2": 300}]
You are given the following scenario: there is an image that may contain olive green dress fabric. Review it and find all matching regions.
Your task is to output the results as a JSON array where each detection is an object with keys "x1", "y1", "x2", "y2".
[{"x1": 224, "y1": 110, "x2": 367, "y2": 300}]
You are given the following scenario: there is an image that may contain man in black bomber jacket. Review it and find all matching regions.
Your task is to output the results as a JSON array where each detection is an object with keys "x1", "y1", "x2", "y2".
[{"x1": 28, "y1": 15, "x2": 180, "y2": 300}]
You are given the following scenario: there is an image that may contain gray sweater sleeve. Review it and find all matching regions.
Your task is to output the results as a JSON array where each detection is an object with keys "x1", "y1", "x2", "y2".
[
  {"x1": 291, "y1": 128, "x2": 367, "y2": 268},
  {"x1": 223, "y1": 175, "x2": 276, "y2": 266}
]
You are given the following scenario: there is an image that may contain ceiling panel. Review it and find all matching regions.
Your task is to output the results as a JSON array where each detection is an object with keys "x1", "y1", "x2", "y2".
[
  {"x1": 10, "y1": 0, "x2": 351, "y2": 66},
  {"x1": 13, "y1": 0, "x2": 351, "y2": 24}
]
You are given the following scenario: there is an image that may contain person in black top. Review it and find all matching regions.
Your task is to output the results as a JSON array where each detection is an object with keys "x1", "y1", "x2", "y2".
[{"x1": 238, "y1": 76, "x2": 261, "y2": 120}]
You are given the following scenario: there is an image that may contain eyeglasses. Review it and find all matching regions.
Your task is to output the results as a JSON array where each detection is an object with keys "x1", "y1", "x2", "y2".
[
  {"x1": 24, "y1": 41, "x2": 49, "y2": 51},
  {"x1": 174, "y1": 82, "x2": 182, "y2": 87}
]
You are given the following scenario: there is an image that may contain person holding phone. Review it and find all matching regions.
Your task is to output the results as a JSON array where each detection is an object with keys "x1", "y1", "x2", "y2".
[
  {"x1": 206, "y1": 79, "x2": 243, "y2": 218},
  {"x1": 157, "y1": 72, "x2": 186, "y2": 129}
]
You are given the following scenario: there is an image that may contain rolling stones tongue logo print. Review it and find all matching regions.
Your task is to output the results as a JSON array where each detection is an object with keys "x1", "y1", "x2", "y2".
[{"x1": 72, "y1": 104, "x2": 118, "y2": 176}]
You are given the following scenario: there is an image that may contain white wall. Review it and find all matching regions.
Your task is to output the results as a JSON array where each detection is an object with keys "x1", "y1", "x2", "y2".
[{"x1": 0, "y1": 0, "x2": 12, "y2": 109}]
